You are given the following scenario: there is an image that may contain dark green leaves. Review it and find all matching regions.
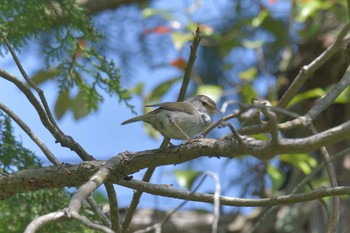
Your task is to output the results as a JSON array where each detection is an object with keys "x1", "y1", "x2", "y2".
[
  {"x1": 1, "y1": 0, "x2": 134, "y2": 119},
  {"x1": 0, "y1": 112, "x2": 40, "y2": 172}
]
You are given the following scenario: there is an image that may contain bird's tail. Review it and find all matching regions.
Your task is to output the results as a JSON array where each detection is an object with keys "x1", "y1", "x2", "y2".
[{"x1": 121, "y1": 115, "x2": 146, "y2": 125}]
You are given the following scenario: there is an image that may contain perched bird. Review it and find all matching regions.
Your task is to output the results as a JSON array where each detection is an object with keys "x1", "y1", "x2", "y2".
[{"x1": 121, "y1": 95, "x2": 217, "y2": 140}]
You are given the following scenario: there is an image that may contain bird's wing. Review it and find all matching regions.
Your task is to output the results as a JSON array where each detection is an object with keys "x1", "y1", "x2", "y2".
[{"x1": 146, "y1": 102, "x2": 196, "y2": 115}]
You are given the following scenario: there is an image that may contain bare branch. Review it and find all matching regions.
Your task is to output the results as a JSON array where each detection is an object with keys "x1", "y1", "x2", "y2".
[
  {"x1": 0, "y1": 30, "x2": 65, "y2": 140},
  {"x1": 177, "y1": 26, "x2": 202, "y2": 102},
  {"x1": 70, "y1": 211, "x2": 115, "y2": 233},
  {"x1": 0, "y1": 102, "x2": 61, "y2": 165},
  {"x1": 121, "y1": 26, "x2": 202, "y2": 232},
  {"x1": 201, "y1": 111, "x2": 241, "y2": 138},
  {"x1": 78, "y1": 0, "x2": 149, "y2": 16},
  {"x1": 105, "y1": 183, "x2": 121, "y2": 232},
  {"x1": 307, "y1": 124, "x2": 339, "y2": 233},
  {"x1": 0, "y1": 29, "x2": 94, "y2": 161},
  {"x1": 3, "y1": 122, "x2": 350, "y2": 199},
  {"x1": 24, "y1": 209, "x2": 115, "y2": 233},
  {"x1": 278, "y1": 22, "x2": 350, "y2": 108},
  {"x1": 24, "y1": 210, "x2": 65, "y2": 233},
  {"x1": 133, "y1": 171, "x2": 221, "y2": 233},
  {"x1": 207, "y1": 171, "x2": 221, "y2": 233},
  {"x1": 0, "y1": 69, "x2": 94, "y2": 161},
  {"x1": 262, "y1": 110, "x2": 279, "y2": 143},
  {"x1": 86, "y1": 195, "x2": 112, "y2": 228},
  {"x1": 121, "y1": 168, "x2": 155, "y2": 233},
  {"x1": 69, "y1": 166, "x2": 111, "y2": 212},
  {"x1": 118, "y1": 179, "x2": 350, "y2": 207},
  {"x1": 306, "y1": 68, "x2": 350, "y2": 120}
]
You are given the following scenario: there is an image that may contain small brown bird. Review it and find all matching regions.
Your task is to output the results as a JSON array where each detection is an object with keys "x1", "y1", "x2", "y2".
[{"x1": 121, "y1": 95, "x2": 217, "y2": 140}]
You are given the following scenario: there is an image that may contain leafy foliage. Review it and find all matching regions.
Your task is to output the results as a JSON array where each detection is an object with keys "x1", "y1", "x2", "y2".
[
  {"x1": 0, "y1": 189, "x2": 97, "y2": 233},
  {"x1": 0, "y1": 112, "x2": 98, "y2": 232},
  {"x1": 175, "y1": 170, "x2": 201, "y2": 189},
  {"x1": 0, "y1": 113, "x2": 39, "y2": 173},
  {"x1": 0, "y1": 0, "x2": 133, "y2": 119}
]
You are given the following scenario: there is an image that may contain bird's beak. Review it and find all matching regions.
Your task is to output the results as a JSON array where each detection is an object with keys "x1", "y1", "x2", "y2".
[{"x1": 212, "y1": 108, "x2": 221, "y2": 114}]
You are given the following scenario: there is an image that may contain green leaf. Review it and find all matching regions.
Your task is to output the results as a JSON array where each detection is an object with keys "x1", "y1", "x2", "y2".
[
  {"x1": 239, "y1": 67, "x2": 257, "y2": 81},
  {"x1": 71, "y1": 90, "x2": 90, "y2": 120},
  {"x1": 187, "y1": 23, "x2": 214, "y2": 36},
  {"x1": 147, "y1": 77, "x2": 181, "y2": 103},
  {"x1": 296, "y1": 1, "x2": 332, "y2": 22},
  {"x1": 175, "y1": 170, "x2": 202, "y2": 189},
  {"x1": 130, "y1": 82, "x2": 144, "y2": 96},
  {"x1": 217, "y1": 36, "x2": 240, "y2": 57},
  {"x1": 242, "y1": 40, "x2": 264, "y2": 49},
  {"x1": 334, "y1": 86, "x2": 350, "y2": 104},
  {"x1": 252, "y1": 9, "x2": 270, "y2": 28},
  {"x1": 196, "y1": 85, "x2": 223, "y2": 102},
  {"x1": 54, "y1": 90, "x2": 71, "y2": 120},
  {"x1": 279, "y1": 153, "x2": 317, "y2": 175},
  {"x1": 250, "y1": 133, "x2": 269, "y2": 142},
  {"x1": 142, "y1": 8, "x2": 171, "y2": 19},
  {"x1": 172, "y1": 32, "x2": 194, "y2": 50},
  {"x1": 31, "y1": 69, "x2": 59, "y2": 85},
  {"x1": 267, "y1": 165, "x2": 285, "y2": 191},
  {"x1": 241, "y1": 84, "x2": 258, "y2": 103},
  {"x1": 287, "y1": 88, "x2": 325, "y2": 108},
  {"x1": 92, "y1": 191, "x2": 109, "y2": 203}
]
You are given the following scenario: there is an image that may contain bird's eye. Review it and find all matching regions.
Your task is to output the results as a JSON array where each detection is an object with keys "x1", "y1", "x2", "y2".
[{"x1": 201, "y1": 101, "x2": 207, "y2": 106}]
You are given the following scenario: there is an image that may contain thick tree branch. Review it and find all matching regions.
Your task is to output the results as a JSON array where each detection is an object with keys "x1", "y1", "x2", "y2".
[
  {"x1": 2, "y1": 120, "x2": 350, "y2": 199},
  {"x1": 77, "y1": 0, "x2": 150, "y2": 15}
]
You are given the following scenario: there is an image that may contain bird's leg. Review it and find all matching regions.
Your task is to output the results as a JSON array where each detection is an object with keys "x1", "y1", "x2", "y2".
[{"x1": 170, "y1": 119, "x2": 191, "y2": 140}]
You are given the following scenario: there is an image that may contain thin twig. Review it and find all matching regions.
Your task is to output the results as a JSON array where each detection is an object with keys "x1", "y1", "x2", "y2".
[
  {"x1": 307, "y1": 124, "x2": 339, "y2": 233},
  {"x1": 278, "y1": 22, "x2": 350, "y2": 108},
  {"x1": 306, "y1": 68, "x2": 350, "y2": 120},
  {"x1": 121, "y1": 168, "x2": 155, "y2": 233},
  {"x1": 24, "y1": 210, "x2": 65, "y2": 233},
  {"x1": 121, "y1": 147, "x2": 350, "y2": 232},
  {"x1": 201, "y1": 111, "x2": 241, "y2": 138},
  {"x1": 69, "y1": 167, "x2": 111, "y2": 212},
  {"x1": 247, "y1": 207, "x2": 277, "y2": 233},
  {"x1": 118, "y1": 179, "x2": 350, "y2": 207},
  {"x1": 306, "y1": 182, "x2": 330, "y2": 219},
  {"x1": 134, "y1": 171, "x2": 221, "y2": 233},
  {"x1": 70, "y1": 211, "x2": 115, "y2": 233},
  {"x1": 0, "y1": 32, "x2": 94, "y2": 161},
  {"x1": 249, "y1": 125, "x2": 346, "y2": 233},
  {"x1": 0, "y1": 69, "x2": 94, "y2": 161},
  {"x1": 261, "y1": 107, "x2": 279, "y2": 143},
  {"x1": 177, "y1": 26, "x2": 202, "y2": 102},
  {"x1": 86, "y1": 195, "x2": 111, "y2": 228},
  {"x1": 0, "y1": 29, "x2": 65, "y2": 137},
  {"x1": 24, "y1": 209, "x2": 115, "y2": 233},
  {"x1": 121, "y1": 26, "x2": 202, "y2": 233},
  {"x1": 0, "y1": 102, "x2": 61, "y2": 165},
  {"x1": 105, "y1": 183, "x2": 121, "y2": 233},
  {"x1": 208, "y1": 171, "x2": 221, "y2": 233}
]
